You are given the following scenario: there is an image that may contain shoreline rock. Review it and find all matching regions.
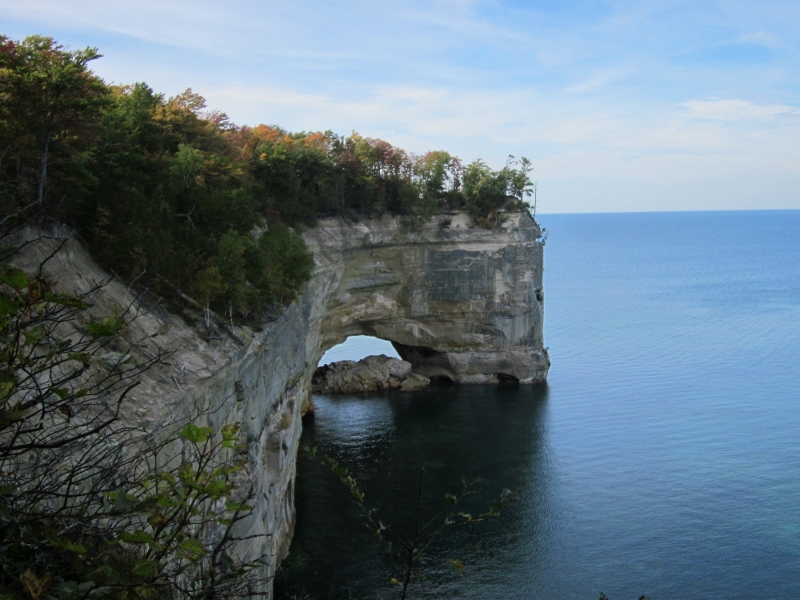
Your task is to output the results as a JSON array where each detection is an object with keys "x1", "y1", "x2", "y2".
[{"x1": 312, "y1": 355, "x2": 430, "y2": 394}]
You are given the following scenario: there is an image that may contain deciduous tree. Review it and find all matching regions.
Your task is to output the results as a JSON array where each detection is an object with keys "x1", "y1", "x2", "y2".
[{"x1": 0, "y1": 35, "x2": 106, "y2": 219}]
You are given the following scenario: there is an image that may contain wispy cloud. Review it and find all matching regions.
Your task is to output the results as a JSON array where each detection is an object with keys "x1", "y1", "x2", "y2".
[
  {"x1": 737, "y1": 31, "x2": 780, "y2": 47},
  {"x1": 0, "y1": 0, "x2": 257, "y2": 55},
  {"x1": 565, "y1": 67, "x2": 638, "y2": 94},
  {"x1": 681, "y1": 99, "x2": 800, "y2": 121}
]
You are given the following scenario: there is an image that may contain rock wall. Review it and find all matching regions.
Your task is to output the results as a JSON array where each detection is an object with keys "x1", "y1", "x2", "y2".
[{"x1": 15, "y1": 210, "x2": 547, "y2": 596}]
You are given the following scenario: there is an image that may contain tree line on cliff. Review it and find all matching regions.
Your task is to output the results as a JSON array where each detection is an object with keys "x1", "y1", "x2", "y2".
[{"x1": 0, "y1": 34, "x2": 534, "y2": 321}]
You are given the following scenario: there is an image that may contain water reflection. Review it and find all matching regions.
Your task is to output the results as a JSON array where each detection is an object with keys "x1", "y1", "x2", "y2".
[{"x1": 277, "y1": 383, "x2": 554, "y2": 599}]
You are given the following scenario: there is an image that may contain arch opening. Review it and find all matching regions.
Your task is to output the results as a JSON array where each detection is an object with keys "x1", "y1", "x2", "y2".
[{"x1": 318, "y1": 335, "x2": 400, "y2": 366}]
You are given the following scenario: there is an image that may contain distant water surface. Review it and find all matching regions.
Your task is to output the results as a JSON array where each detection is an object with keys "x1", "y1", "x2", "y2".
[{"x1": 277, "y1": 210, "x2": 800, "y2": 599}]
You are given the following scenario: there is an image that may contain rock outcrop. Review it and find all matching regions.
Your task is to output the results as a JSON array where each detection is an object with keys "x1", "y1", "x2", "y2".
[
  {"x1": 312, "y1": 355, "x2": 429, "y2": 393},
  {"x1": 309, "y1": 211, "x2": 549, "y2": 385},
  {"x1": 14, "y1": 210, "x2": 547, "y2": 597}
]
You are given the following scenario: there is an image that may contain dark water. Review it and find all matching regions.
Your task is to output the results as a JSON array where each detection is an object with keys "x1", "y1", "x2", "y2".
[{"x1": 276, "y1": 210, "x2": 800, "y2": 599}]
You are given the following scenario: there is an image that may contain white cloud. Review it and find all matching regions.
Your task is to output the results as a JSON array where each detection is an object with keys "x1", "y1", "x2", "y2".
[
  {"x1": 681, "y1": 99, "x2": 800, "y2": 121},
  {"x1": 565, "y1": 67, "x2": 638, "y2": 94},
  {"x1": 736, "y1": 31, "x2": 779, "y2": 47}
]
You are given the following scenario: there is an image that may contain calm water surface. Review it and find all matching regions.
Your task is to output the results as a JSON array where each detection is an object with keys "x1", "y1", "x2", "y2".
[{"x1": 277, "y1": 210, "x2": 800, "y2": 599}]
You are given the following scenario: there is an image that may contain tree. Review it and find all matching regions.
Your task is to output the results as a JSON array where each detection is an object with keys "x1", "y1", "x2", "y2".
[
  {"x1": 0, "y1": 35, "x2": 106, "y2": 219},
  {"x1": 504, "y1": 155, "x2": 534, "y2": 208},
  {"x1": 214, "y1": 230, "x2": 249, "y2": 320},
  {"x1": 257, "y1": 224, "x2": 314, "y2": 306},
  {"x1": 414, "y1": 151, "x2": 452, "y2": 214},
  {"x1": 461, "y1": 159, "x2": 507, "y2": 216}
]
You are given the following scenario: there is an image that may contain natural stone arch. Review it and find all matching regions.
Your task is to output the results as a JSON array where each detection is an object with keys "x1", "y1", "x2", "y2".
[{"x1": 306, "y1": 211, "x2": 549, "y2": 384}]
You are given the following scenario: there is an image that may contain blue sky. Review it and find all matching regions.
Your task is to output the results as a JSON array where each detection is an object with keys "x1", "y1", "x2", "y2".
[{"x1": 3, "y1": 0, "x2": 800, "y2": 213}]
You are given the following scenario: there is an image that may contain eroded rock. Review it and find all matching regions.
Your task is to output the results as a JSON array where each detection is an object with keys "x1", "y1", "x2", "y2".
[
  {"x1": 310, "y1": 211, "x2": 550, "y2": 384},
  {"x1": 399, "y1": 373, "x2": 431, "y2": 392},
  {"x1": 312, "y1": 355, "x2": 428, "y2": 393}
]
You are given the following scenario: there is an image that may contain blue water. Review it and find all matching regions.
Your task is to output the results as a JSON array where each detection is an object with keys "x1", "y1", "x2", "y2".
[{"x1": 277, "y1": 210, "x2": 800, "y2": 599}]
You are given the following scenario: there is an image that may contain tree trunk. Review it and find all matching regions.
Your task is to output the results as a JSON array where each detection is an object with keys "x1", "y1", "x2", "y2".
[{"x1": 37, "y1": 130, "x2": 51, "y2": 205}]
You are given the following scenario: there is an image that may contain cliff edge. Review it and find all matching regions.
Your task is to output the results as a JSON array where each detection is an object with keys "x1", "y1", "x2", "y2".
[{"x1": 14, "y1": 210, "x2": 547, "y2": 596}]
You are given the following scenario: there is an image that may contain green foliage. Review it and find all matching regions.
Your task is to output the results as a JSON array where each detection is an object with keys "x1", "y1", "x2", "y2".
[
  {"x1": 179, "y1": 423, "x2": 213, "y2": 444},
  {"x1": 170, "y1": 143, "x2": 204, "y2": 189},
  {"x1": 258, "y1": 224, "x2": 315, "y2": 305},
  {"x1": 1, "y1": 413, "x2": 261, "y2": 598},
  {"x1": 0, "y1": 34, "x2": 107, "y2": 225},
  {"x1": 414, "y1": 150, "x2": 460, "y2": 215},
  {"x1": 93, "y1": 420, "x2": 256, "y2": 595},
  {"x1": 86, "y1": 316, "x2": 125, "y2": 338}
]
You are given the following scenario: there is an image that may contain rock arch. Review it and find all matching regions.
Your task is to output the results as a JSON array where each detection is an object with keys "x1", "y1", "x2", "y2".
[{"x1": 305, "y1": 211, "x2": 549, "y2": 384}]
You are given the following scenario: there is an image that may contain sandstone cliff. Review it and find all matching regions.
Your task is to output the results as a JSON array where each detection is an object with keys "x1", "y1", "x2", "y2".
[
  {"x1": 309, "y1": 211, "x2": 549, "y2": 385},
  {"x1": 14, "y1": 210, "x2": 547, "y2": 596}
]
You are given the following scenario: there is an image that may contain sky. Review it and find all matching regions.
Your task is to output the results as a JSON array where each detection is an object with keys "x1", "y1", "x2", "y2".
[{"x1": 3, "y1": 0, "x2": 800, "y2": 213}]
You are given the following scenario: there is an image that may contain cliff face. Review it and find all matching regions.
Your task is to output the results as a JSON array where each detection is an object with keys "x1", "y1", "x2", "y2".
[
  {"x1": 16, "y1": 210, "x2": 547, "y2": 596},
  {"x1": 308, "y1": 211, "x2": 549, "y2": 383}
]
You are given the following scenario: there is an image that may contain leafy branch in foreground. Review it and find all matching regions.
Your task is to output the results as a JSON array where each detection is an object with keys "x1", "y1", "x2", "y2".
[
  {"x1": 0, "y1": 241, "x2": 268, "y2": 599},
  {"x1": 309, "y1": 447, "x2": 520, "y2": 600},
  {"x1": 98, "y1": 422, "x2": 269, "y2": 599}
]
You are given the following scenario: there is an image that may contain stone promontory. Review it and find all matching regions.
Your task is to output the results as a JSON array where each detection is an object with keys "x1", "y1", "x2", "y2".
[
  {"x1": 18, "y1": 210, "x2": 547, "y2": 597},
  {"x1": 311, "y1": 211, "x2": 549, "y2": 385}
]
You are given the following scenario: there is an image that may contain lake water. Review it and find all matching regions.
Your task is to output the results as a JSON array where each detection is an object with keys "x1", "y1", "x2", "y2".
[{"x1": 276, "y1": 210, "x2": 800, "y2": 599}]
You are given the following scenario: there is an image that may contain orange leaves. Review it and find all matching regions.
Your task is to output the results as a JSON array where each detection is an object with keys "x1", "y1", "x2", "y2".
[
  {"x1": 303, "y1": 131, "x2": 330, "y2": 151},
  {"x1": 252, "y1": 124, "x2": 284, "y2": 143}
]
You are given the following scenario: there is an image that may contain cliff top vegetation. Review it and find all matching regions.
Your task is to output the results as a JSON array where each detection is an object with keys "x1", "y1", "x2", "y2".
[{"x1": 0, "y1": 34, "x2": 535, "y2": 321}]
